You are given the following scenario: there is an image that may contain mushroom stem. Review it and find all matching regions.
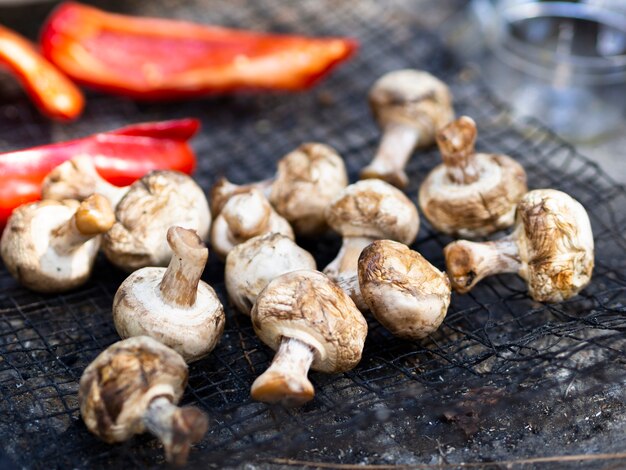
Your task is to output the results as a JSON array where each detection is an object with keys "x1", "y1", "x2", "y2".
[
  {"x1": 143, "y1": 396, "x2": 208, "y2": 467},
  {"x1": 90, "y1": 179, "x2": 129, "y2": 209},
  {"x1": 251, "y1": 337, "x2": 315, "y2": 406},
  {"x1": 160, "y1": 227, "x2": 209, "y2": 308},
  {"x1": 325, "y1": 236, "x2": 374, "y2": 280},
  {"x1": 360, "y1": 122, "x2": 419, "y2": 188},
  {"x1": 51, "y1": 194, "x2": 115, "y2": 255},
  {"x1": 437, "y1": 116, "x2": 480, "y2": 184}
]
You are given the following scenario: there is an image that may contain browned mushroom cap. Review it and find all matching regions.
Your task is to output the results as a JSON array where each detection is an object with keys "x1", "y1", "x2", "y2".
[
  {"x1": 361, "y1": 69, "x2": 454, "y2": 188},
  {"x1": 79, "y1": 336, "x2": 208, "y2": 466},
  {"x1": 419, "y1": 116, "x2": 528, "y2": 238},
  {"x1": 250, "y1": 270, "x2": 367, "y2": 406},
  {"x1": 445, "y1": 189, "x2": 594, "y2": 303},
  {"x1": 0, "y1": 194, "x2": 114, "y2": 293},
  {"x1": 359, "y1": 240, "x2": 451, "y2": 339}
]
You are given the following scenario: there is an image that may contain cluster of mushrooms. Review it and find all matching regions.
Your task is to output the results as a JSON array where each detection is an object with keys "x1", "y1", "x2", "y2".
[{"x1": 0, "y1": 69, "x2": 595, "y2": 465}]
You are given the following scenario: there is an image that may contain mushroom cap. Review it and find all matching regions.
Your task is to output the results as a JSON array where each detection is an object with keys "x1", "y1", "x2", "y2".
[
  {"x1": 419, "y1": 152, "x2": 528, "y2": 237},
  {"x1": 113, "y1": 267, "x2": 225, "y2": 362},
  {"x1": 269, "y1": 143, "x2": 348, "y2": 236},
  {"x1": 211, "y1": 188, "x2": 294, "y2": 259},
  {"x1": 225, "y1": 233, "x2": 316, "y2": 315},
  {"x1": 42, "y1": 156, "x2": 102, "y2": 201},
  {"x1": 103, "y1": 171, "x2": 211, "y2": 271},
  {"x1": 369, "y1": 69, "x2": 454, "y2": 146},
  {"x1": 325, "y1": 179, "x2": 419, "y2": 243},
  {"x1": 0, "y1": 199, "x2": 102, "y2": 292},
  {"x1": 359, "y1": 240, "x2": 451, "y2": 339},
  {"x1": 251, "y1": 270, "x2": 368, "y2": 373},
  {"x1": 79, "y1": 336, "x2": 188, "y2": 443},
  {"x1": 516, "y1": 189, "x2": 594, "y2": 302}
]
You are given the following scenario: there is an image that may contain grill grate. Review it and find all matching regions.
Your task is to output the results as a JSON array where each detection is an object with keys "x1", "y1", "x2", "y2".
[{"x1": 0, "y1": 1, "x2": 625, "y2": 468}]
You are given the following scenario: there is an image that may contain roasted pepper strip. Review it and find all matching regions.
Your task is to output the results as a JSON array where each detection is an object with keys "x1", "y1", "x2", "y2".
[
  {"x1": 0, "y1": 118, "x2": 199, "y2": 226},
  {"x1": 40, "y1": 2, "x2": 357, "y2": 100},
  {"x1": 0, "y1": 24, "x2": 84, "y2": 120}
]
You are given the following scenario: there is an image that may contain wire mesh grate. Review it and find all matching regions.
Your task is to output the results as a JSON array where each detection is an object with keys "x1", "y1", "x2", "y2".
[{"x1": 0, "y1": 1, "x2": 625, "y2": 468}]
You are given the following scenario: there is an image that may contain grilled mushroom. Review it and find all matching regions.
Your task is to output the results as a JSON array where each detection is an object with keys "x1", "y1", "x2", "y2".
[
  {"x1": 419, "y1": 116, "x2": 527, "y2": 237},
  {"x1": 79, "y1": 336, "x2": 208, "y2": 466},
  {"x1": 251, "y1": 270, "x2": 367, "y2": 406},
  {"x1": 225, "y1": 233, "x2": 316, "y2": 315},
  {"x1": 360, "y1": 69, "x2": 454, "y2": 188},
  {"x1": 211, "y1": 188, "x2": 294, "y2": 259},
  {"x1": 113, "y1": 227, "x2": 225, "y2": 362},
  {"x1": 324, "y1": 179, "x2": 419, "y2": 309},
  {"x1": 359, "y1": 240, "x2": 451, "y2": 339},
  {"x1": 103, "y1": 171, "x2": 210, "y2": 271},
  {"x1": 445, "y1": 189, "x2": 594, "y2": 302},
  {"x1": 0, "y1": 194, "x2": 114, "y2": 292},
  {"x1": 211, "y1": 142, "x2": 348, "y2": 236}
]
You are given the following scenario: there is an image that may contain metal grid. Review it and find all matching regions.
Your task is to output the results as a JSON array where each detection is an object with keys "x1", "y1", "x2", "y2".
[{"x1": 0, "y1": 1, "x2": 625, "y2": 468}]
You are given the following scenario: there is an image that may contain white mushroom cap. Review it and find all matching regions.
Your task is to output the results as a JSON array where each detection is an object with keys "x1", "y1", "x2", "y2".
[
  {"x1": 113, "y1": 227, "x2": 225, "y2": 362},
  {"x1": 358, "y1": 240, "x2": 451, "y2": 339},
  {"x1": 0, "y1": 194, "x2": 115, "y2": 292},
  {"x1": 225, "y1": 233, "x2": 316, "y2": 315},
  {"x1": 210, "y1": 188, "x2": 294, "y2": 259},
  {"x1": 419, "y1": 116, "x2": 528, "y2": 237},
  {"x1": 103, "y1": 171, "x2": 211, "y2": 272}
]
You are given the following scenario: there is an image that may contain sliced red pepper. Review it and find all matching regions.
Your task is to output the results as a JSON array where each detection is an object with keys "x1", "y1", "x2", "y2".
[
  {"x1": 0, "y1": 118, "x2": 199, "y2": 226},
  {"x1": 40, "y1": 2, "x2": 357, "y2": 100},
  {"x1": 0, "y1": 24, "x2": 84, "y2": 120}
]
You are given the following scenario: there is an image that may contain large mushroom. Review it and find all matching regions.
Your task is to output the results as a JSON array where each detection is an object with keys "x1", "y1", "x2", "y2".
[
  {"x1": 225, "y1": 233, "x2": 316, "y2": 315},
  {"x1": 211, "y1": 188, "x2": 294, "y2": 259},
  {"x1": 419, "y1": 116, "x2": 527, "y2": 237},
  {"x1": 444, "y1": 189, "x2": 594, "y2": 302},
  {"x1": 360, "y1": 69, "x2": 454, "y2": 188},
  {"x1": 250, "y1": 270, "x2": 367, "y2": 406},
  {"x1": 79, "y1": 336, "x2": 208, "y2": 466},
  {"x1": 324, "y1": 179, "x2": 420, "y2": 309},
  {"x1": 211, "y1": 142, "x2": 348, "y2": 236},
  {"x1": 113, "y1": 226, "x2": 225, "y2": 362},
  {"x1": 0, "y1": 194, "x2": 114, "y2": 292},
  {"x1": 358, "y1": 240, "x2": 451, "y2": 339}
]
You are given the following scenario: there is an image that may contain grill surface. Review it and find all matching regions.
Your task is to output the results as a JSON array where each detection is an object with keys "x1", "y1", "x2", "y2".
[{"x1": 0, "y1": 1, "x2": 625, "y2": 468}]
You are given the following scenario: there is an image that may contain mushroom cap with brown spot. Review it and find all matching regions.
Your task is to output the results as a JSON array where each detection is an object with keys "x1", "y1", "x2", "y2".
[
  {"x1": 79, "y1": 336, "x2": 188, "y2": 444},
  {"x1": 269, "y1": 143, "x2": 348, "y2": 236},
  {"x1": 251, "y1": 270, "x2": 367, "y2": 373},
  {"x1": 325, "y1": 179, "x2": 419, "y2": 243},
  {"x1": 359, "y1": 240, "x2": 451, "y2": 339}
]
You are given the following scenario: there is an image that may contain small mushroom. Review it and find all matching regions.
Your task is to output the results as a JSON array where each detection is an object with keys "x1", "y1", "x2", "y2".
[
  {"x1": 250, "y1": 270, "x2": 367, "y2": 406},
  {"x1": 444, "y1": 189, "x2": 594, "y2": 302},
  {"x1": 419, "y1": 116, "x2": 528, "y2": 237},
  {"x1": 324, "y1": 179, "x2": 420, "y2": 309},
  {"x1": 211, "y1": 142, "x2": 348, "y2": 236},
  {"x1": 225, "y1": 233, "x2": 316, "y2": 315},
  {"x1": 0, "y1": 194, "x2": 114, "y2": 292},
  {"x1": 360, "y1": 69, "x2": 454, "y2": 188},
  {"x1": 113, "y1": 226, "x2": 225, "y2": 362},
  {"x1": 79, "y1": 336, "x2": 208, "y2": 466},
  {"x1": 358, "y1": 240, "x2": 451, "y2": 339},
  {"x1": 211, "y1": 188, "x2": 294, "y2": 259}
]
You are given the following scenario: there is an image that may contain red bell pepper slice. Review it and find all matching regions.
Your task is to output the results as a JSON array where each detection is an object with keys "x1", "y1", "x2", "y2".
[
  {"x1": 0, "y1": 118, "x2": 199, "y2": 226},
  {"x1": 0, "y1": 24, "x2": 84, "y2": 120},
  {"x1": 40, "y1": 2, "x2": 357, "y2": 100}
]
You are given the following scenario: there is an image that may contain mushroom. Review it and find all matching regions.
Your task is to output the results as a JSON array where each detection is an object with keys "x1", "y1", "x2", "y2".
[
  {"x1": 360, "y1": 69, "x2": 454, "y2": 188},
  {"x1": 211, "y1": 142, "x2": 348, "y2": 236},
  {"x1": 0, "y1": 194, "x2": 115, "y2": 292},
  {"x1": 225, "y1": 233, "x2": 316, "y2": 315},
  {"x1": 79, "y1": 336, "x2": 208, "y2": 466},
  {"x1": 113, "y1": 226, "x2": 225, "y2": 362},
  {"x1": 324, "y1": 179, "x2": 420, "y2": 309},
  {"x1": 358, "y1": 240, "x2": 451, "y2": 339},
  {"x1": 419, "y1": 116, "x2": 528, "y2": 237},
  {"x1": 211, "y1": 188, "x2": 294, "y2": 259},
  {"x1": 250, "y1": 270, "x2": 367, "y2": 406},
  {"x1": 444, "y1": 189, "x2": 594, "y2": 302}
]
